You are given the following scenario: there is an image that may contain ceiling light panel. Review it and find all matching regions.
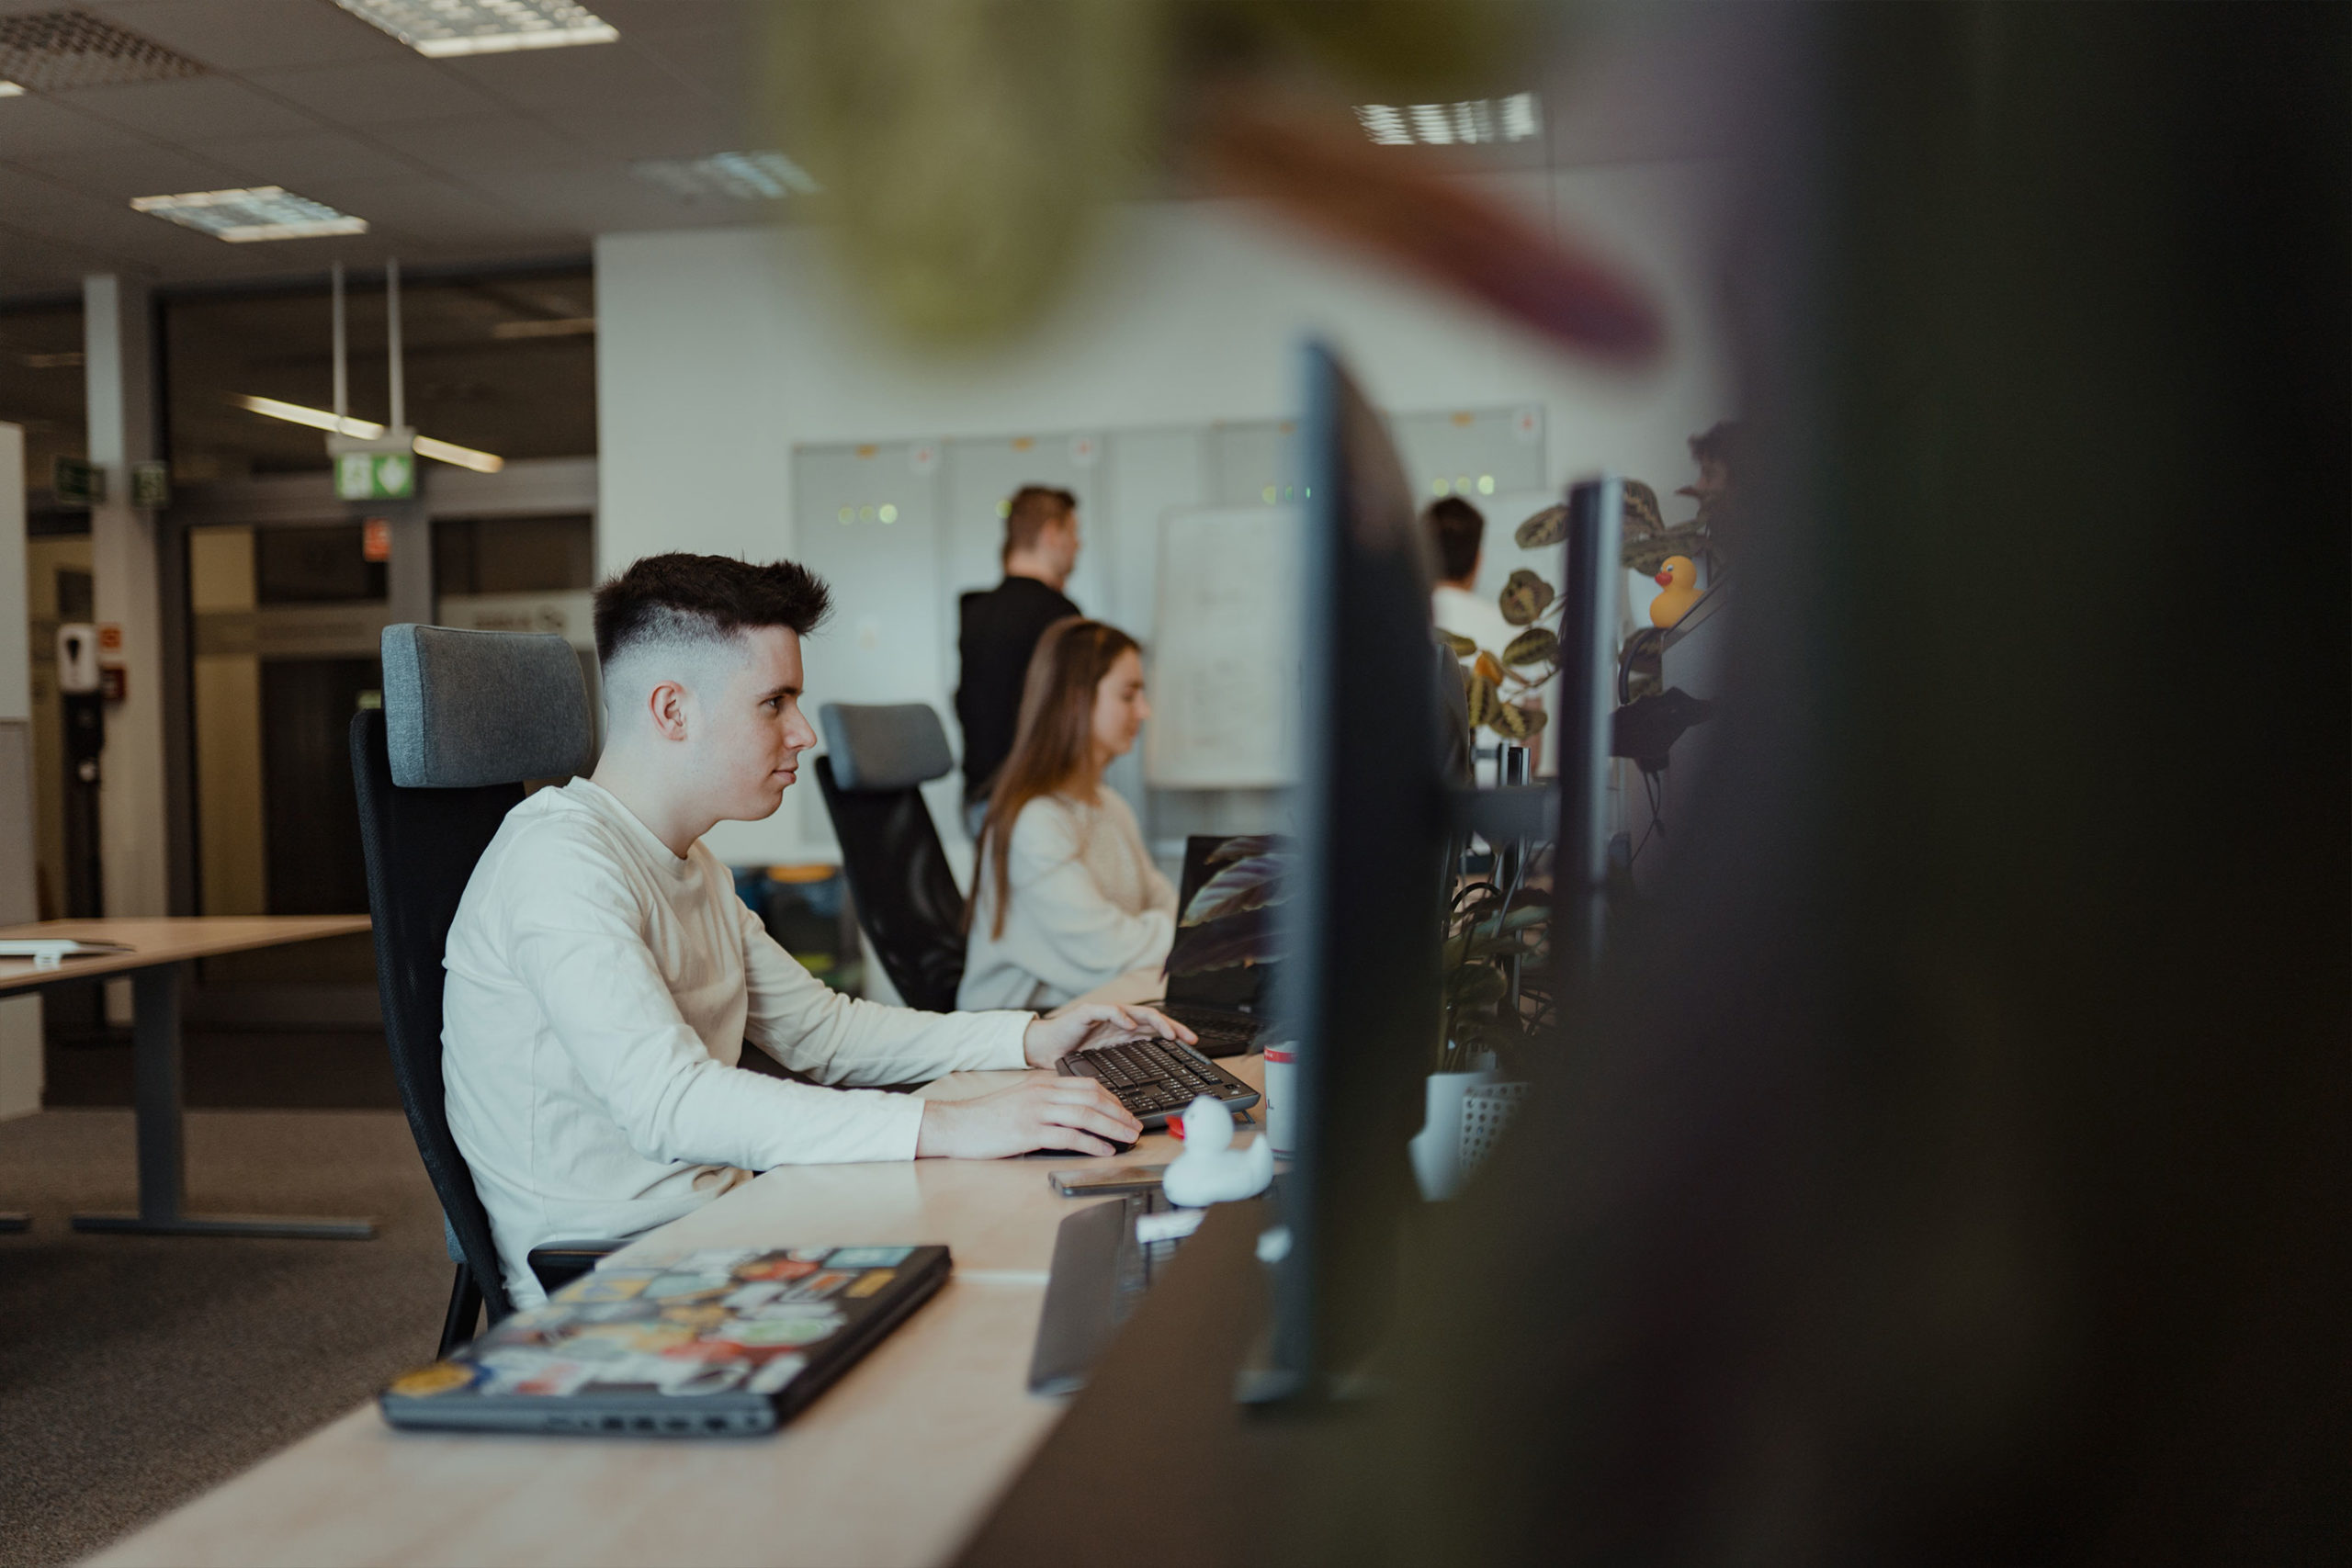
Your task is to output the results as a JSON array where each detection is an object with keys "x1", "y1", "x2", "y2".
[
  {"x1": 1354, "y1": 92, "x2": 1543, "y2": 147},
  {"x1": 633, "y1": 151, "x2": 821, "y2": 203},
  {"x1": 333, "y1": 0, "x2": 618, "y2": 58},
  {"x1": 0, "y1": 9, "x2": 207, "y2": 91},
  {"x1": 132, "y1": 187, "x2": 368, "y2": 243}
]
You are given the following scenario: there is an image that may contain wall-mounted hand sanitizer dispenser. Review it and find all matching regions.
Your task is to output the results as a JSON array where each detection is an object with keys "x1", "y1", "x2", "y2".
[{"x1": 57, "y1": 623, "x2": 100, "y2": 695}]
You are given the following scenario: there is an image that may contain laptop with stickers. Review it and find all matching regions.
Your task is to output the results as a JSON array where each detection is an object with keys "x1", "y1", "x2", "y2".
[{"x1": 379, "y1": 1245, "x2": 951, "y2": 1437}]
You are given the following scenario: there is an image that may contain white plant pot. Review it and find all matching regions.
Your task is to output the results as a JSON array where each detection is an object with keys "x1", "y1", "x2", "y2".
[{"x1": 1408, "y1": 1066, "x2": 1498, "y2": 1201}]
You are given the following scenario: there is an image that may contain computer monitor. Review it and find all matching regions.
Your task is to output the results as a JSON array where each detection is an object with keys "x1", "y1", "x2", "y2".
[{"x1": 1250, "y1": 344, "x2": 1450, "y2": 1403}]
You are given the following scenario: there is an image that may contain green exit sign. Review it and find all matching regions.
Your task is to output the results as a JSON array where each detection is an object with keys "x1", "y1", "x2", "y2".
[{"x1": 337, "y1": 450, "x2": 414, "y2": 500}]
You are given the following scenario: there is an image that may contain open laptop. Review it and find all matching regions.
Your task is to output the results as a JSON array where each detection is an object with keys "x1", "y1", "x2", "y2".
[{"x1": 1155, "y1": 834, "x2": 1285, "y2": 1057}]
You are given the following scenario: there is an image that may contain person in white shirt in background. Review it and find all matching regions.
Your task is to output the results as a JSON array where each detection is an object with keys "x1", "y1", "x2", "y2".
[
  {"x1": 443, "y1": 553, "x2": 1181, "y2": 1305},
  {"x1": 1427, "y1": 495, "x2": 1552, "y2": 780},
  {"x1": 959, "y1": 617, "x2": 1177, "y2": 1012}
]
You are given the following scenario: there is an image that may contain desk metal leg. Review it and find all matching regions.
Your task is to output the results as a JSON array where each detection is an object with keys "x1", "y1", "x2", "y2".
[{"x1": 72, "y1": 964, "x2": 376, "y2": 1240}]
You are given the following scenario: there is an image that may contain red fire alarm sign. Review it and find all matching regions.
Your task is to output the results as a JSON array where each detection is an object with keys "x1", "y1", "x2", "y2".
[{"x1": 363, "y1": 518, "x2": 391, "y2": 562}]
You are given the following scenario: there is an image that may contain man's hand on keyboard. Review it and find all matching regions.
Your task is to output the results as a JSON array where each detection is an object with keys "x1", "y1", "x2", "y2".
[
  {"x1": 1021, "y1": 1003, "x2": 1196, "y2": 1069},
  {"x1": 914, "y1": 1077, "x2": 1143, "y2": 1159}
]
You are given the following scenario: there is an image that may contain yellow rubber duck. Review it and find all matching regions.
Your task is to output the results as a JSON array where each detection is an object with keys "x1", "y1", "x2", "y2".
[{"x1": 1648, "y1": 555, "x2": 1701, "y2": 628}]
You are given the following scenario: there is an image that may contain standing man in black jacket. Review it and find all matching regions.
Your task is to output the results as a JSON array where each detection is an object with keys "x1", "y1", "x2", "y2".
[{"x1": 956, "y1": 485, "x2": 1080, "y2": 829}]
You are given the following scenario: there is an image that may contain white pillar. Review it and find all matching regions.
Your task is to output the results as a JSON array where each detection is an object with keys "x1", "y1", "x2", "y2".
[
  {"x1": 85, "y1": 275, "x2": 167, "y2": 928},
  {"x1": 0, "y1": 421, "x2": 41, "y2": 1116}
]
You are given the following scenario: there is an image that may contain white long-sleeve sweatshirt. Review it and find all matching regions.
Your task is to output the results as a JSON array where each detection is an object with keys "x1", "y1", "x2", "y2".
[
  {"x1": 957, "y1": 790, "x2": 1177, "y2": 1012},
  {"x1": 442, "y1": 778, "x2": 1032, "y2": 1305}
]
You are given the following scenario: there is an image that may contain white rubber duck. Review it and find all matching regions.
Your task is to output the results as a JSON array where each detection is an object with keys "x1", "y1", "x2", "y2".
[{"x1": 1160, "y1": 1094, "x2": 1276, "y2": 1208}]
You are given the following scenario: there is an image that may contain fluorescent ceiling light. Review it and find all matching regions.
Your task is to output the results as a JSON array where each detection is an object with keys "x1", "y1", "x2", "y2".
[
  {"x1": 491, "y1": 316, "x2": 594, "y2": 339},
  {"x1": 634, "y1": 151, "x2": 821, "y2": 203},
  {"x1": 333, "y1": 0, "x2": 616, "y2": 57},
  {"x1": 411, "y1": 434, "x2": 503, "y2": 473},
  {"x1": 237, "y1": 397, "x2": 503, "y2": 472},
  {"x1": 1354, "y1": 92, "x2": 1543, "y2": 147},
  {"x1": 239, "y1": 395, "x2": 381, "y2": 437},
  {"x1": 131, "y1": 186, "x2": 367, "y2": 243},
  {"x1": 0, "y1": 83, "x2": 24, "y2": 97}
]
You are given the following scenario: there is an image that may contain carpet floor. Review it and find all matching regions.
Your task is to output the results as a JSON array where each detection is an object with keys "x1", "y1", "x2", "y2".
[{"x1": 0, "y1": 1110, "x2": 449, "y2": 1567}]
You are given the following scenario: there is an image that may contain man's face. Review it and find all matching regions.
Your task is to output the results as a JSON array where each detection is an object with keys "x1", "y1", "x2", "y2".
[
  {"x1": 683, "y1": 626, "x2": 817, "y2": 823},
  {"x1": 1049, "y1": 511, "x2": 1081, "y2": 576}
]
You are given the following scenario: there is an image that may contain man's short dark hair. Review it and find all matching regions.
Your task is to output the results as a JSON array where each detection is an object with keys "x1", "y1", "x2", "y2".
[
  {"x1": 1690, "y1": 419, "x2": 1743, "y2": 469},
  {"x1": 593, "y1": 553, "x2": 832, "y2": 669},
  {"x1": 1002, "y1": 485, "x2": 1077, "y2": 562},
  {"x1": 1424, "y1": 496, "x2": 1486, "y2": 582}
]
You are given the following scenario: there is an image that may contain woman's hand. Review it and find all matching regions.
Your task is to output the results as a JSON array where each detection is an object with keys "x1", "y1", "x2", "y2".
[
  {"x1": 914, "y1": 1075, "x2": 1142, "y2": 1158},
  {"x1": 1021, "y1": 1003, "x2": 1196, "y2": 1069}
]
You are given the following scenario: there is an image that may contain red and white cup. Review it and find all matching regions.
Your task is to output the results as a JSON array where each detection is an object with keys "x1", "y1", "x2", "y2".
[{"x1": 1261, "y1": 1044, "x2": 1297, "y2": 1159}]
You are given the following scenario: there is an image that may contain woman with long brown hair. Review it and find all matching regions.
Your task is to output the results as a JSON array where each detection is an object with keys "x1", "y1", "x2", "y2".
[{"x1": 957, "y1": 617, "x2": 1176, "y2": 1010}]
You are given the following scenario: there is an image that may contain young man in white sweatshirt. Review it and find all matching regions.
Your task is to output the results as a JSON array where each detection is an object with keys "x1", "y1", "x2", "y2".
[{"x1": 441, "y1": 552, "x2": 1180, "y2": 1304}]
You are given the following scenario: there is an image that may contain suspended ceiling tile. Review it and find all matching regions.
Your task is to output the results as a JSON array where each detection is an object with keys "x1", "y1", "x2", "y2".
[
  {"x1": 531, "y1": 94, "x2": 740, "y2": 161},
  {"x1": 0, "y1": 93, "x2": 146, "y2": 154},
  {"x1": 625, "y1": 24, "x2": 756, "y2": 98},
  {"x1": 14, "y1": 140, "x2": 245, "y2": 201},
  {"x1": 82, "y1": 0, "x2": 398, "y2": 73},
  {"x1": 195, "y1": 129, "x2": 424, "y2": 189},
  {"x1": 588, "y1": 1, "x2": 745, "y2": 36},
  {"x1": 244, "y1": 58, "x2": 505, "y2": 126},
  {"x1": 364, "y1": 113, "x2": 590, "y2": 175},
  {"x1": 470, "y1": 162, "x2": 771, "y2": 232},
  {"x1": 57, "y1": 75, "x2": 329, "y2": 141},
  {"x1": 283, "y1": 172, "x2": 545, "y2": 242}
]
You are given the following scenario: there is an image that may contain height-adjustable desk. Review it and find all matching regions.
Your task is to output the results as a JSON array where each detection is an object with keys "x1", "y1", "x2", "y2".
[
  {"x1": 90, "y1": 1042, "x2": 1270, "y2": 1568},
  {"x1": 0, "y1": 916, "x2": 376, "y2": 1238}
]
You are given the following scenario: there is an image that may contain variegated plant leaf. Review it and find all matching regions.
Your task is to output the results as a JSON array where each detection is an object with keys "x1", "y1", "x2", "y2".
[
  {"x1": 1623, "y1": 479, "x2": 1664, "y2": 537},
  {"x1": 1498, "y1": 568, "x2": 1555, "y2": 626},
  {"x1": 1514, "y1": 703, "x2": 1548, "y2": 739},
  {"x1": 1503, "y1": 626, "x2": 1558, "y2": 667},
  {"x1": 1445, "y1": 962, "x2": 1510, "y2": 1009},
  {"x1": 1473, "y1": 650, "x2": 1505, "y2": 685},
  {"x1": 1464, "y1": 673, "x2": 1500, "y2": 729},
  {"x1": 1436, "y1": 627, "x2": 1477, "y2": 657},
  {"x1": 1167, "y1": 906, "x2": 1274, "y2": 976},
  {"x1": 1204, "y1": 834, "x2": 1275, "y2": 866},
  {"x1": 1182, "y1": 853, "x2": 1286, "y2": 926},
  {"x1": 1514, "y1": 503, "x2": 1566, "y2": 548},
  {"x1": 1623, "y1": 523, "x2": 1709, "y2": 575},
  {"x1": 1486, "y1": 697, "x2": 1532, "y2": 740}
]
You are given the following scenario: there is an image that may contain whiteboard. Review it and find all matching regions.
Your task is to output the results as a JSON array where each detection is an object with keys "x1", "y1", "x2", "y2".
[{"x1": 1146, "y1": 505, "x2": 1303, "y2": 789}]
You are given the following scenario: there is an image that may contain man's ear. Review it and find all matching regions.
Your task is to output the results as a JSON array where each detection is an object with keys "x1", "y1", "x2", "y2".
[{"x1": 647, "y1": 679, "x2": 691, "y2": 742}]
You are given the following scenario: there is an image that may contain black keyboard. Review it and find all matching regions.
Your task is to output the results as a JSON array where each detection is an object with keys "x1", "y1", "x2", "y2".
[{"x1": 1057, "y1": 1036, "x2": 1260, "y2": 1131}]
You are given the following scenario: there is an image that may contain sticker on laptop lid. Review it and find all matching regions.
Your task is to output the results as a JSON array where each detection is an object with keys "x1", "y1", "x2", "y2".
[
  {"x1": 823, "y1": 1246, "x2": 914, "y2": 1269},
  {"x1": 735, "y1": 1258, "x2": 819, "y2": 1282},
  {"x1": 388, "y1": 1361, "x2": 478, "y2": 1398},
  {"x1": 554, "y1": 1269, "x2": 661, "y2": 1303},
  {"x1": 844, "y1": 1269, "x2": 896, "y2": 1298},
  {"x1": 725, "y1": 1309, "x2": 843, "y2": 1348},
  {"x1": 748, "y1": 1353, "x2": 809, "y2": 1395},
  {"x1": 643, "y1": 1271, "x2": 734, "y2": 1301},
  {"x1": 670, "y1": 1248, "x2": 760, "y2": 1271},
  {"x1": 779, "y1": 1270, "x2": 855, "y2": 1301}
]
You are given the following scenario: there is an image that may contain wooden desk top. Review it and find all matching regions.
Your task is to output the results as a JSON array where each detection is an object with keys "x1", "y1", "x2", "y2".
[
  {"x1": 92, "y1": 1047, "x2": 1266, "y2": 1568},
  {"x1": 0, "y1": 917, "x2": 371, "y2": 995}
]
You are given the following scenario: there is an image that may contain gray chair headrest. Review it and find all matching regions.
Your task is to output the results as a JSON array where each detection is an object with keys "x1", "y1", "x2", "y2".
[
  {"x1": 381, "y1": 625, "x2": 594, "y2": 788},
  {"x1": 820, "y1": 703, "x2": 954, "y2": 791}
]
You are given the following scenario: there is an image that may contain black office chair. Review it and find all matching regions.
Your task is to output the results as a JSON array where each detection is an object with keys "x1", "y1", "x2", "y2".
[
  {"x1": 811, "y1": 703, "x2": 967, "y2": 1011},
  {"x1": 351, "y1": 624, "x2": 619, "y2": 1355}
]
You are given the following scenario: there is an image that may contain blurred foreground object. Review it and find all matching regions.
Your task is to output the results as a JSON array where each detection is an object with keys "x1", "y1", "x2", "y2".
[{"x1": 767, "y1": 0, "x2": 1660, "y2": 363}]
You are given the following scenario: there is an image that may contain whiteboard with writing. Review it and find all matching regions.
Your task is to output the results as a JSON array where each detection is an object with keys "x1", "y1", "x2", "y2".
[{"x1": 1146, "y1": 505, "x2": 1304, "y2": 789}]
